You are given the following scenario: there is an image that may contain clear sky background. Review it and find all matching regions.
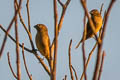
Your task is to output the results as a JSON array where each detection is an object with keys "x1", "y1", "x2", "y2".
[{"x1": 0, "y1": 0, "x2": 120, "y2": 80}]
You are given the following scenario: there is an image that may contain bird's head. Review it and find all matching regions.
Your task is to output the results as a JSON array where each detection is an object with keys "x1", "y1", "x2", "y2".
[
  {"x1": 34, "y1": 24, "x2": 48, "y2": 32},
  {"x1": 90, "y1": 9, "x2": 101, "y2": 17}
]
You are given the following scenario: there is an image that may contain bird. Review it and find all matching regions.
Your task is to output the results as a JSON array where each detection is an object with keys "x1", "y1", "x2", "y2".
[
  {"x1": 34, "y1": 24, "x2": 51, "y2": 62},
  {"x1": 75, "y1": 9, "x2": 103, "y2": 49}
]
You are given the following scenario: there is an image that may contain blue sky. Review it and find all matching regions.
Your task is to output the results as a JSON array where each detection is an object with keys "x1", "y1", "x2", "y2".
[{"x1": 0, "y1": 0, "x2": 120, "y2": 80}]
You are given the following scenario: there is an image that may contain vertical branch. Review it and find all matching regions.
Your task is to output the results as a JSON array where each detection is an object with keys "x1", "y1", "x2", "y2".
[
  {"x1": 81, "y1": 10, "x2": 87, "y2": 80},
  {"x1": 0, "y1": 0, "x2": 22, "y2": 58},
  {"x1": 22, "y1": 43, "x2": 32, "y2": 80},
  {"x1": 52, "y1": 0, "x2": 58, "y2": 80},
  {"x1": 93, "y1": 0, "x2": 116, "y2": 80},
  {"x1": 7, "y1": 52, "x2": 17, "y2": 79},
  {"x1": 100, "y1": 3, "x2": 104, "y2": 15},
  {"x1": 98, "y1": 51, "x2": 106, "y2": 80},
  {"x1": 68, "y1": 40, "x2": 74, "y2": 80},
  {"x1": 14, "y1": 1, "x2": 21, "y2": 79},
  {"x1": 26, "y1": 0, "x2": 31, "y2": 32},
  {"x1": 82, "y1": 43, "x2": 87, "y2": 80}
]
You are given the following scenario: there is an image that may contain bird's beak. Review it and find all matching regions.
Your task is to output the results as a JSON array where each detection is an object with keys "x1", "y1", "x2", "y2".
[
  {"x1": 90, "y1": 11, "x2": 92, "y2": 14},
  {"x1": 34, "y1": 25, "x2": 36, "y2": 29}
]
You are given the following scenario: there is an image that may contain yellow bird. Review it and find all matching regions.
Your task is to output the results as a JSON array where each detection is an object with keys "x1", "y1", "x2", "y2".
[
  {"x1": 34, "y1": 24, "x2": 50, "y2": 61},
  {"x1": 76, "y1": 9, "x2": 103, "y2": 49}
]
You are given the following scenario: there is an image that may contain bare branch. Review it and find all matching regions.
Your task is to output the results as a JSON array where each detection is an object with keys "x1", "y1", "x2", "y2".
[
  {"x1": 80, "y1": 42, "x2": 98, "y2": 80},
  {"x1": 15, "y1": 1, "x2": 35, "y2": 51},
  {"x1": 14, "y1": 1, "x2": 21, "y2": 79},
  {"x1": 33, "y1": 51, "x2": 51, "y2": 76},
  {"x1": 93, "y1": 0, "x2": 116, "y2": 80},
  {"x1": 81, "y1": 13, "x2": 87, "y2": 80},
  {"x1": 58, "y1": 0, "x2": 71, "y2": 33},
  {"x1": 26, "y1": 0, "x2": 31, "y2": 32},
  {"x1": 7, "y1": 52, "x2": 17, "y2": 79},
  {"x1": 0, "y1": 25, "x2": 33, "y2": 53},
  {"x1": 100, "y1": 3, "x2": 104, "y2": 15},
  {"x1": 22, "y1": 43, "x2": 32, "y2": 80},
  {"x1": 98, "y1": 51, "x2": 106, "y2": 80},
  {"x1": 51, "y1": 0, "x2": 58, "y2": 79},
  {"x1": 68, "y1": 39, "x2": 74, "y2": 80},
  {"x1": 50, "y1": 0, "x2": 71, "y2": 59},
  {"x1": 0, "y1": 0, "x2": 22, "y2": 58}
]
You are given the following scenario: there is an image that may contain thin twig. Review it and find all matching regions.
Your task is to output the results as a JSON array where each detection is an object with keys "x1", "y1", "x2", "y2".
[
  {"x1": 22, "y1": 43, "x2": 32, "y2": 80},
  {"x1": 100, "y1": 3, "x2": 104, "y2": 15},
  {"x1": 58, "y1": 0, "x2": 71, "y2": 33},
  {"x1": 7, "y1": 52, "x2": 17, "y2": 79},
  {"x1": 98, "y1": 51, "x2": 106, "y2": 80},
  {"x1": 33, "y1": 51, "x2": 51, "y2": 76},
  {"x1": 26, "y1": 0, "x2": 31, "y2": 32},
  {"x1": 71, "y1": 65, "x2": 78, "y2": 80},
  {"x1": 93, "y1": 0, "x2": 116, "y2": 80},
  {"x1": 0, "y1": 25, "x2": 33, "y2": 53},
  {"x1": 68, "y1": 39, "x2": 74, "y2": 80},
  {"x1": 14, "y1": 1, "x2": 21, "y2": 79},
  {"x1": 0, "y1": 0, "x2": 22, "y2": 58}
]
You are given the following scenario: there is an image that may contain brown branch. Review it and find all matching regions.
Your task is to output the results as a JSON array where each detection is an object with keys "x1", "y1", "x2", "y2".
[
  {"x1": 81, "y1": 12, "x2": 87, "y2": 80},
  {"x1": 7, "y1": 52, "x2": 17, "y2": 79},
  {"x1": 22, "y1": 43, "x2": 32, "y2": 80},
  {"x1": 51, "y1": 0, "x2": 58, "y2": 79},
  {"x1": 26, "y1": 0, "x2": 31, "y2": 32},
  {"x1": 32, "y1": 51, "x2": 51, "y2": 76},
  {"x1": 98, "y1": 51, "x2": 106, "y2": 80},
  {"x1": 14, "y1": 2, "x2": 21, "y2": 79},
  {"x1": 58, "y1": 0, "x2": 71, "y2": 32},
  {"x1": 50, "y1": 0, "x2": 71, "y2": 59},
  {"x1": 71, "y1": 65, "x2": 78, "y2": 80},
  {"x1": 0, "y1": 25, "x2": 33, "y2": 53},
  {"x1": 100, "y1": 3, "x2": 104, "y2": 15},
  {"x1": 80, "y1": 42, "x2": 98, "y2": 80},
  {"x1": 93, "y1": 0, "x2": 116, "y2": 80},
  {"x1": 68, "y1": 39, "x2": 74, "y2": 80},
  {"x1": 82, "y1": 43, "x2": 87, "y2": 80},
  {"x1": 15, "y1": 1, "x2": 35, "y2": 51},
  {"x1": 0, "y1": 0, "x2": 22, "y2": 58}
]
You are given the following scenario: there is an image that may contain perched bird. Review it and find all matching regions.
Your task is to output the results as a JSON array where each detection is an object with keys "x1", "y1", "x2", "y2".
[
  {"x1": 34, "y1": 24, "x2": 50, "y2": 61},
  {"x1": 76, "y1": 9, "x2": 103, "y2": 49}
]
